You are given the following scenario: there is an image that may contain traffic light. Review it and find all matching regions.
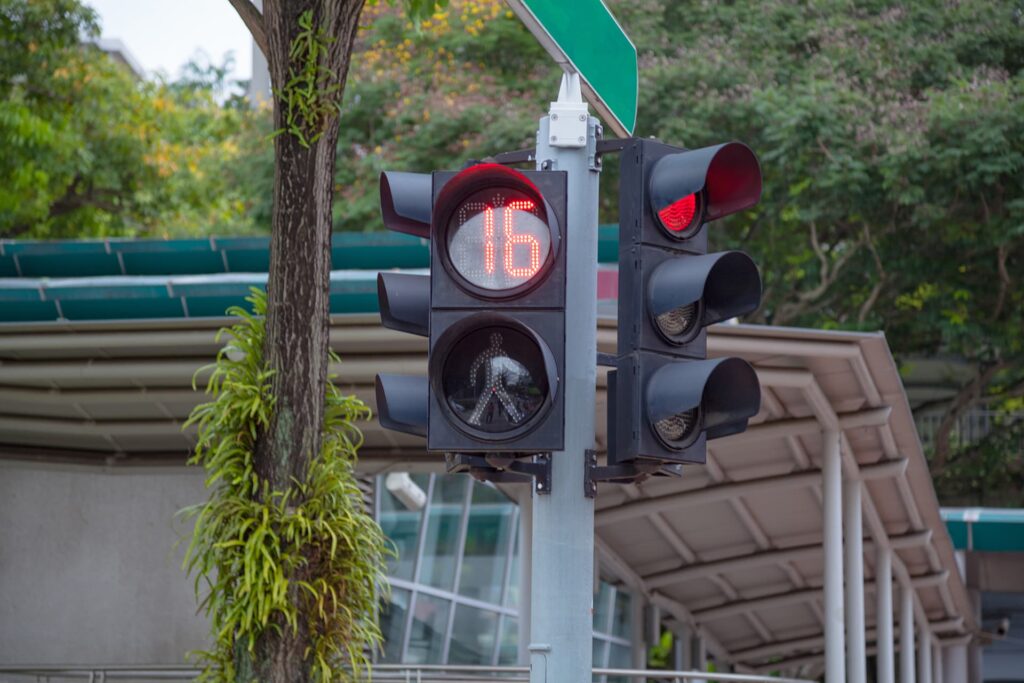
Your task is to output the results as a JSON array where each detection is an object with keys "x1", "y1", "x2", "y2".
[
  {"x1": 611, "y1": 139, "x2": 763, "y2": 466},
  {"x1": 376, "y1": 163, "x2": 568, "y2": 454}
]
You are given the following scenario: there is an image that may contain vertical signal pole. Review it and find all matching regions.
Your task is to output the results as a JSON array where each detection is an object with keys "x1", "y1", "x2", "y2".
[{"x1": 528, "y1": 73, "x2": 600, "y2": 683}]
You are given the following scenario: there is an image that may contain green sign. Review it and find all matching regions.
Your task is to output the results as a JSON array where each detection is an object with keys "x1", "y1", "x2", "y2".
[{"x1": 506, "y1": 0, "x2": 638, "y2": 137}]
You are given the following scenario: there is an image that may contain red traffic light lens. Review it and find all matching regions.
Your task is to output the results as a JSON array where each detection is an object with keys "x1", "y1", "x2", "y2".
[
  {"x1": 657, "y1": 192, "x2": 701, "y2": 235},
  {"x1": 447, "y1": 188, "x2": 552, "y2": 292},
  {"x1": 441, "y1": 325, "x2": 550, "y2": 434}
]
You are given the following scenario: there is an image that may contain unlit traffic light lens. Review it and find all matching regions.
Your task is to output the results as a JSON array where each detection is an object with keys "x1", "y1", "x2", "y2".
[
  {"x1": 447, "y1": 188, "x2": 552, "y2": 291},
  {"x1": 655, "y1": 302, "x2": 698, "y2": 340},
  {"x1": 441, "y1": 326, "x2": 550, "y2": 434},
  {"x1": 653, "y1": 407, "x2": 699, "y2": 446}
]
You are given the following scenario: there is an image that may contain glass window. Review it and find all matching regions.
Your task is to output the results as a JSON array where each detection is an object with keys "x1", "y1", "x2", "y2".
[
  {"x1": 607, "y1": 643, "x2": 632, "y2": 683},
  {"x1": 593, "y1": 581, "x2": 613, "y2": 632},
  {"x1": 406, "y1": 593, "x2": 450, "y2": 664},
  {"x1": 458, "y1": 483, "x2": 515, "y2": 604},
  {"x1": 611, "y1": 589, "x2": 632, "y2": 639},
  {"x1": 378, "y1": 474, "x2": 429, "y2": 581},
  {"x1": 497, "y1": 616, "x2": 518, "y2": 665},
  {"x1": 504, "y1": 515, "x2": 520, "y2": 608},
  {"x1": 378, "y1": 588, "x2": 410, "y2": 663},
  {"x1": 419, "y1": 476, "x2": 469, "y2": 591},
  {"x1": 448, "y1": 604, "x2": 499, "y2": 665},
  {"x1": 593, "y1": 639, "x2": 609, "y2": 682}
]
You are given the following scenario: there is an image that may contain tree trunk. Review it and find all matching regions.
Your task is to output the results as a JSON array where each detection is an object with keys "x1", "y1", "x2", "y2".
[{"x1": 232, "y1": 0, "x2": 365, "y2": 680}]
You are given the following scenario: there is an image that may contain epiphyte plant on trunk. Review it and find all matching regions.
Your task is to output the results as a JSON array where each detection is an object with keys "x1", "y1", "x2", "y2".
[{"x1": 182, "y1": 290, "x2": 390, "y2": 682}]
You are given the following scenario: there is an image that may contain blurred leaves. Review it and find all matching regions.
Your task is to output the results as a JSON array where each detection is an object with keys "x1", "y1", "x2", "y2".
[{"x1": 0, "y1": 0, "x2": 265, "y2": 238}]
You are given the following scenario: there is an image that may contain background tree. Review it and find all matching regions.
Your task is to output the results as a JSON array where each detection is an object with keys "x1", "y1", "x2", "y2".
[
  {"x1": 0, "y1": 0, "x2": 262, "y2": 238},
  {"x1": 324, "y1": 0, "x2": 1023, "y2": 504}
]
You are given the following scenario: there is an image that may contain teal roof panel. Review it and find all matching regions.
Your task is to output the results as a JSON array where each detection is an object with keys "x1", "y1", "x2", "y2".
[{"x1": 942, "y1": 508, "x2": 1024, "y2": 553}]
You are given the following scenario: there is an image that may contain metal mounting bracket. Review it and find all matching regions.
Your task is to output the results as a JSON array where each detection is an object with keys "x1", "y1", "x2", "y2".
[
  {"x1": 584, "y1": 450, "x2": 684, "y2": 497},
  {"x1": 445, "y1": 452, "x2": 553, "y2": 494}
]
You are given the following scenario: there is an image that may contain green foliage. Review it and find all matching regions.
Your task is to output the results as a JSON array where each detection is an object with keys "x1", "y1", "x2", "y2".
[
  {"x1": 0, "y1": 0, "x2": 265, "y2": 238},
  {"x1": 329, "y1": 0, "x2": 556, "y2": 232},
  {"x1": 646, "y1": 629, "x2": 673, "y2": 669},
  {"x1": 277, "y1": 10, "x2": 342, "y2": 148},
  {"x1": 182, "y1": 290, "x2": 390, "y2": 682}
]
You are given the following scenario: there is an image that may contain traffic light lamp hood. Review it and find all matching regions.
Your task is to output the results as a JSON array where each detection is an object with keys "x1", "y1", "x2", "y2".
[
  {"x1": 646, "y1": 357, "x2": 761, "y2": 446},
  {"x1": 380, "y1": 171, "x2": 432, "y2": 238},
  {"x1": 375, "y1": 373, "x2": 428, "y2": 438},
  {"x1": 377, "y1": 272, "x2": 429, "y2": 337},
  {"x1": 648, "y1": 251, "x2": 762, "y2": 333},
  {"x1": 649, "y1": 141, "x2": 762, "y2": 226}
]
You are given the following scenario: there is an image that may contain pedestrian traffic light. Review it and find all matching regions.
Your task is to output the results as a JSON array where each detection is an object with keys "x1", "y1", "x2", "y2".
[
  {"x1": 375, "y1": 163, "x2": 568, "y2": 454},
  {"x1": 611, "y1": 139, "x2": 763, "y2": 465}
]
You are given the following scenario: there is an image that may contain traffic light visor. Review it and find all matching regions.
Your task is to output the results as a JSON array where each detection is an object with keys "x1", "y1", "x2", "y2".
[
  {"x1": 375, "y1": 374, "x2": 429, "y2": 437},
  {"x1": 380, "y1": 171, "x2": 432, "y2": 238},
  {"x1": 646, "y1": 357, "x2": 760, "y2": 449},
  {"x1": 647, "y1": 251, "x2": 762, "y2": 344},
  {"x1": 649, "y1": 142, "x2": 762, "y2": 234}
]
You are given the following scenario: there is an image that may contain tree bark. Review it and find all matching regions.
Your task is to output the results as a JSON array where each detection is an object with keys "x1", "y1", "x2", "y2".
[{"x1": 228, "y1": 0, "x2": 365, "y2": 680}]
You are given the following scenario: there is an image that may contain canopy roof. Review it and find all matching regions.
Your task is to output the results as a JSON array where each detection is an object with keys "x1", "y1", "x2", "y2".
[{"x1": 0, "y1": 311, "x2": 974, "y2": 675}]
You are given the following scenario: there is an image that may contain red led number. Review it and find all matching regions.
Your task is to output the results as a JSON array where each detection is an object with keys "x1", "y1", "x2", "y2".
[
  {"x1": 479, "y1": 200, "x2": 541, "y2": 279},
  {"x1": 505, "y1": 200, "x2": 541, "y2": 278}
]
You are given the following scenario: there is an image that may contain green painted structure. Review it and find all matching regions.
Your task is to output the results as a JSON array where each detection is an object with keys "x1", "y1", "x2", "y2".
[
  {"x1": 0, "y1": 228, "x2": 619, "y2": 323},
  {"x1": 942, "y1": 507, "x2": 1024, "y2": 553}
]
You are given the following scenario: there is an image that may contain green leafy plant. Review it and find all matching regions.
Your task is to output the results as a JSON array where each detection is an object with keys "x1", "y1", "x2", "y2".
[
  {"x1": 181, "y1": 289, "x2": 390, "y2": 682},
  {"x1": 277, "y1": 10, "x2": 342, "y2": 148}
]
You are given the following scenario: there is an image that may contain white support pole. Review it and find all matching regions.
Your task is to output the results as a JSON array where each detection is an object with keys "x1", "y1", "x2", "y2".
[
  {"x1": 876, "y1": 545, "x2": 895, "y2": 683},
  {"x1": 844, "y1": 479, "x2": 867, "y2": 683},
  {"x1": 691, "y1": 634, "x2": 707, "y2": 683},
  {"x1": 918, "y1": 628, "x2": 933, "y2": 683},
  {"x1": 933, "y1": 640, "x2": 944, "y2": 683},
  {"x1": 822, "y1": 430, "x2": 846, "y2": 683},
  {"x1": 944, "y1": 644, "x2": 967, "y2": 683},
  {"x1": 900, "y1": 582, "x2": 916, "y2": 683}
]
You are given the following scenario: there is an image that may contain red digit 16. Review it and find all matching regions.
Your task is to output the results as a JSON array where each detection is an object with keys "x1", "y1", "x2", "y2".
[{"x1": 482, "y1": 201, "x2": 540, "y2": 278}]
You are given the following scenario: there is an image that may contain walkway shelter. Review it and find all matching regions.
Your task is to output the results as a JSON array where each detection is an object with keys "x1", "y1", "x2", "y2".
[{"x1": 0, "y1": 308, "x2": 975, "y2": 681}]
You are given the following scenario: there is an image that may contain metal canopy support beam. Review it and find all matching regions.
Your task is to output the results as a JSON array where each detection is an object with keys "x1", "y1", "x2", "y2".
[
  {"x1": 596, "y1": 458, "x2": 908, "y2": 527},
  {"x1": 876, "y1": 545, "x2": 896, "y2": 683},
  {"x1": 690, "y1": 568, "x2": 949, "y2": 625},
  {"x1": 823, "y1": 429, "x2": 846, "y2": 683},
  {"x1": 900, "y1": 582, "x2": 916, "y2": 683},
  {"x1": 845, "y1": 478, "x2": 867, "y2": 683}
]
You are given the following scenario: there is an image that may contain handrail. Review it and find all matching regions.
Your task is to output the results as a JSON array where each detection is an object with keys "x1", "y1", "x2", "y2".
[{"x1": 0, "y1": 663, "x2": 814, "y2": 683}]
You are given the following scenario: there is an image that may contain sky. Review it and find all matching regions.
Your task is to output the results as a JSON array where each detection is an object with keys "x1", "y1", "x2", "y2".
[{"x1": 85, "y1": 0, "x2": 254, "y2": 82}]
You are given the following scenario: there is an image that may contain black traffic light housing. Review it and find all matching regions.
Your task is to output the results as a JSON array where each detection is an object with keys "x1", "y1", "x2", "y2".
[
  {"x1": 375, "y1": 163, "x2": 568, "y2": 455},
  {"x1": 612, "y1": 138, "x2": 764, "y2": 466}
]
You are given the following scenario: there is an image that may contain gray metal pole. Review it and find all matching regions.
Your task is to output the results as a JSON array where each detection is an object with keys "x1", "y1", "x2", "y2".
[{"x1": 528, "y1": 72, "x2": 600, "y2": 683}]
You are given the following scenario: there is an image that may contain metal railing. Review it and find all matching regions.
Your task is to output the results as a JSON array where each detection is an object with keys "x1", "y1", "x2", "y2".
[
  {"x1": 916, "y1": 406, "x2": 1024, "y2": 449},
  {"x1": 0, "y1": 664, "x2": 814, "y2": 683}
]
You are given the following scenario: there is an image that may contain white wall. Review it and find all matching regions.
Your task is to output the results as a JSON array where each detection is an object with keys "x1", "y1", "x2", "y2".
[{"x1": 0, "y1": 461, "x2": 210, "y2": 665}]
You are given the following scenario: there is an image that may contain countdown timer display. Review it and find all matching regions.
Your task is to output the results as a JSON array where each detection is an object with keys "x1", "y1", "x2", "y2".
[{"x1": 446, "y1": 188, "x2": 552, "y2": 292}]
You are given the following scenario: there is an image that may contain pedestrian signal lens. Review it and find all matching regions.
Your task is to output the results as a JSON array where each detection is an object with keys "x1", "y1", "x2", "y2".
[
  {"x1": 447, "y1": 188, "x2": 552, "y2": 291},
  {"x1": 441, "y1": 326, "x2": 549, "y2": 433}
]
